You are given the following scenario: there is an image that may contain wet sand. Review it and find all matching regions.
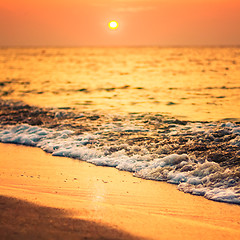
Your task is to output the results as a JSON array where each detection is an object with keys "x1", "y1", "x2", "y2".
[{"x1": 0, "y1": 143, "x2": 240, "y2": 240}]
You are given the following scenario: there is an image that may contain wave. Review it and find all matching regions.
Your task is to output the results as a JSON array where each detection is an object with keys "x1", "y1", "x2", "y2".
[{"x1": 0, "y1": 117, "x2": 240, "y2": 205}]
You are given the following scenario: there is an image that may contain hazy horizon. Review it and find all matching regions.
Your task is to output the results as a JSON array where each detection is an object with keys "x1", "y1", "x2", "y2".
[{"x1": 1, "y1": 44, "x2": 240, "y2": 48}]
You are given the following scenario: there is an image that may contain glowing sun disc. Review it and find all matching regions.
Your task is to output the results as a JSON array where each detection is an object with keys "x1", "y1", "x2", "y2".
[{"x1": 108, "y1": 20, "x2": 119, "y2": 30}]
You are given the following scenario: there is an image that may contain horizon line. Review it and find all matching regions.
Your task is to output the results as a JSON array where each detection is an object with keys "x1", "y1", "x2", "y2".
[{"x1": 0, "y1": 44, "x2": 240, "y2": 49}]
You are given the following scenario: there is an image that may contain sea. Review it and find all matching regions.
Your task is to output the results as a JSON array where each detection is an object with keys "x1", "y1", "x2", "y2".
[
  {"x1": 0, "y1": 47, "x2": 240, "y2": 121},
  {"x1": 0, "y1": 47, "x2": 240, "y2": 204}
]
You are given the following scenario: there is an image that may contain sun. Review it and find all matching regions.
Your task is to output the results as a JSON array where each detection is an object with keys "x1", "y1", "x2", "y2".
[{"x1": 108, "y1": 20, "x2": 119, "y2": 30}]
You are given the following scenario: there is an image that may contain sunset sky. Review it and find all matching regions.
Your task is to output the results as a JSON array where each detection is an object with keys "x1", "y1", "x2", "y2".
[{"x1": 0, "y1": 0, "x2": 240, "y2": 46}]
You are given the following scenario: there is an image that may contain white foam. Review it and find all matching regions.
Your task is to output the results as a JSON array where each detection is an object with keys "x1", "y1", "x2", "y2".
[
  {"x1": 230, "y1": 136, "x2": 240, "y2": 146},
  {"x1": 0, "y1": 123, "x2": 239, "y2": 205},
  {"x1": 232, "y1": 127, "x2": 240, "y2": 135},
  {"x1": 204, "y1": 188, "x2": 240, "y2": 204}
]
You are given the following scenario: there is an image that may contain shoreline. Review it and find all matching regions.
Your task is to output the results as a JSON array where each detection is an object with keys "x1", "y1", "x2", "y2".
[
  {"x1": 1, "y1": 143, "x2": 240, "y2": 239},
  {"x1": 0, "y1": 99, "x2": 240, "y2": 205}
]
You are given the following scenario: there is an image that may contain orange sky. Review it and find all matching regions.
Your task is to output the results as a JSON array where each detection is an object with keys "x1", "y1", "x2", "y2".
[{"x1": 0, "y1": 0, "x2": 240, "y2": 46}]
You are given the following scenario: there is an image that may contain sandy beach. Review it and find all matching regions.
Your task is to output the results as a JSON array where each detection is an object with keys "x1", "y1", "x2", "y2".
[
  {"x1": 1, "y1": 1, "x2": 240, "y2": 238},
  {"x1": 0, "y1": 143, "x2": 240, "y2": 240}
]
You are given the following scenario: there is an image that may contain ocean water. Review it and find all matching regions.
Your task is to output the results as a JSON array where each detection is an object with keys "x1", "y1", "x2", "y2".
[
  {"x1": 0, "y1": 119, "x2": 240, "y2": 204},
  {"x1": 0, "y1": 47, "x2": 240, "y2": 121},
  {"x1": 0, "y1": 48, "x2": 240, "y2": 205}
]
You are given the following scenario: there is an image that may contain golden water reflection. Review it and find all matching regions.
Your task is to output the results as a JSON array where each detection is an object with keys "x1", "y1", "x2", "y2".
[{"x1": 0, "y1": 47, "x2": 239, "y2": 121}]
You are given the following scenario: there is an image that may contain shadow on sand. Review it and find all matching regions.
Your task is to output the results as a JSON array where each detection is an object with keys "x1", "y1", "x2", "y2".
[{"x1": 0, "y1": 195, "x2": 142, "y2": 240}]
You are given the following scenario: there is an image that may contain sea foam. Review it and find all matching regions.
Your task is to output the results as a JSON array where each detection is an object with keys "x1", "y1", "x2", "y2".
[{"x1": 0, "y1": 123, "x2": 240, "y2": 205}]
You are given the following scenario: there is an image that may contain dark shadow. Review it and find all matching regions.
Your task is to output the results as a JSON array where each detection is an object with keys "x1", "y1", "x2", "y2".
[{"x1": 0, "y1": 195, "x2": 143, "y2": 240}]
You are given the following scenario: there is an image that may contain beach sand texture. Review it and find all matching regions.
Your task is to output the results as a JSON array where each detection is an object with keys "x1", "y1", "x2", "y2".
[{"x1": 0, "y1": 143, "x2": 240, "y2": 240}]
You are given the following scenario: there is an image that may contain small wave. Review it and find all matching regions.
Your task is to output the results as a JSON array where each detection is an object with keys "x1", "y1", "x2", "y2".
[
  {"x1": 0, "y1": 116, "x2": 240, "y2": 204},
  {"x1": 1, "y1": 100, "x2": 240, "y2": 204}
]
